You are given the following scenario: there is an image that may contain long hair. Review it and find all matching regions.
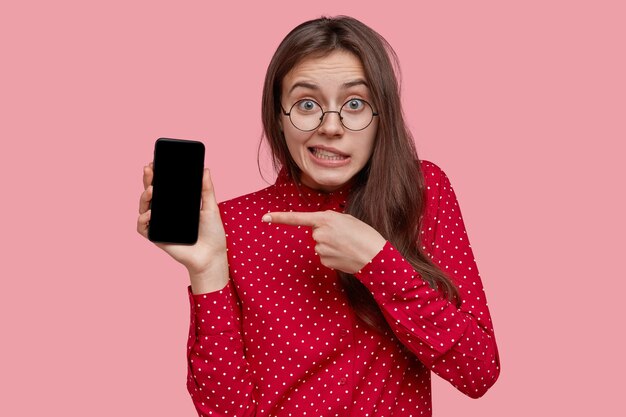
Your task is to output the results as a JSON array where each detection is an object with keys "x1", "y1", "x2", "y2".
[{"x1": 261, "y1": 16, "x2": 460, "y2": 332}]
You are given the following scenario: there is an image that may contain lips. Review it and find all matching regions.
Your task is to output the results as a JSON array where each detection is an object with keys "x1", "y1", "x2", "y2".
[{"x1": 308, "y1": 146, "x2": 348, "y2": 160}]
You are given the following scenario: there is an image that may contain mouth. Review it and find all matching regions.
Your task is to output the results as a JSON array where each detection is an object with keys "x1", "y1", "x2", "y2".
[{"x1": 308, "y1": 147, "x2": 349, "y2": 161}]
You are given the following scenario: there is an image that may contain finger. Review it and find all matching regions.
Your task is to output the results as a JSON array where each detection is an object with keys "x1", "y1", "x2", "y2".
[
  {"x1": 311, "y1": 227, "x2": 323, "y2": 242},
  {"x1": 138, "y1": 186, "x2": 152, "y2": 214},
  {"x1": 136, "y1": 209, "x2": 151, "y2": 238},
  {"x1": 143, "y1": 164, "x2": 154, "y2": 189},
  {"x1": 262, "y1": 211, "x2": 323, "y2": 227},
  {"x1": 200, "y1": 169, "x2": 218, "y2": 211}
]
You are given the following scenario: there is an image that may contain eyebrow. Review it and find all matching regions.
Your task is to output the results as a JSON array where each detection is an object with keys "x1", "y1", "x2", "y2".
[{"x1": 288, "y1": 79, "x2": 370, "y2": 94}]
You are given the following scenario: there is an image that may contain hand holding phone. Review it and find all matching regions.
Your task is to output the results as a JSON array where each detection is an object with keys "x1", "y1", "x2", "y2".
[{"x1": 137, "y1": 138, "x2": 230, "y2": 293}]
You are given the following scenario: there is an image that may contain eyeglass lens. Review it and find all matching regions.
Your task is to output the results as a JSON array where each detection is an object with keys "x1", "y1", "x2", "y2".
[{"x1": 288, "y1": 99, "x2": 375, "y2": 131}]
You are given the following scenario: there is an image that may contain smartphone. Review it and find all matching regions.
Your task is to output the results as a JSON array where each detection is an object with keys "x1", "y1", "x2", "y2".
[{"x1": 148, "y1": 138, "x2": 205, "y2": 244}]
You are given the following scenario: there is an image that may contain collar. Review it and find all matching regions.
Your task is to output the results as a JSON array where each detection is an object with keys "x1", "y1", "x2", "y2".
[{"x1": 274, "y1": 168, "x2": 349, "y2": 212}]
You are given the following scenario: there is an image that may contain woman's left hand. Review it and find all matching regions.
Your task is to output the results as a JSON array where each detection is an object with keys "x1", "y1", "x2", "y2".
[{"x1": 262, "y1": 210, "x2": 386, "y2": 274}]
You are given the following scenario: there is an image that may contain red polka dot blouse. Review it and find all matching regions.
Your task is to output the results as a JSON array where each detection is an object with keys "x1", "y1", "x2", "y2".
[{"x1": 186, "y1": 160, "x2": 500, "y2": 416}]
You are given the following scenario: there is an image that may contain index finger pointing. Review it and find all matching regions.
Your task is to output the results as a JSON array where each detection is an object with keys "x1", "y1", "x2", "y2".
[{"x1": 262, "y1": 211, "x2": 323, "y2": 227}]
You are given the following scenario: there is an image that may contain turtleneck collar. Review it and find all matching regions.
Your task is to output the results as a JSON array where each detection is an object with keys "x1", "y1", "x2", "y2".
[{"x1": 274, "y1": 168, "x2": 350, "y2": 212}]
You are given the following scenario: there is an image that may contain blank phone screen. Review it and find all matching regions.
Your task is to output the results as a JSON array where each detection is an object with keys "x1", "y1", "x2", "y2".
[{"x1": 148, "y1": 138, "x2": 205, "y2": 244}]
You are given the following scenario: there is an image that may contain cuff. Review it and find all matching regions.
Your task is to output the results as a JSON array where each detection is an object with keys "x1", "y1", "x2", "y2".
[
  {"x1": 188, "y1": 281, "x2": 240, "y2": 336},
  {"x1": 354, "y1": 241, "x2": 420, "y2": 302}
]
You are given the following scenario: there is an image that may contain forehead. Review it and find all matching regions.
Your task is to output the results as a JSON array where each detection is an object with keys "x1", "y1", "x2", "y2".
[{"x1": 282, "y1": 51, "x2": 367, "y2": 93}]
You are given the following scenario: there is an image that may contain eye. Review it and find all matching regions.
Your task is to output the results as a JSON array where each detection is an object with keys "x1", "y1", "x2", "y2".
[
  {"x1": 344, "y1": 99, "x2": 365, "y2": 111},
  {"x1": 295, "y1": 99, "x2": 319, "y2": 112}
]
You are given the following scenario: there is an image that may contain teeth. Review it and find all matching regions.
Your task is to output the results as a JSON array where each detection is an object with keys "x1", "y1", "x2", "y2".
[{"x1": 311, "y1": 148, "x2": 347, "y2": 160}]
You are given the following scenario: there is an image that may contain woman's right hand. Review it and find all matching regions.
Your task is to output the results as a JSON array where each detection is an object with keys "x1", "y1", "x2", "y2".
[{"x1": 137, "y1": 163, "x2": 229, "y2": 293}]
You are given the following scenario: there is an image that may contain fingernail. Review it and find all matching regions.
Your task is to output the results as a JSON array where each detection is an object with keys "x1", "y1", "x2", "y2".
[{"x1": 262, "y1": 214, "x2": 272, "y2": 223}]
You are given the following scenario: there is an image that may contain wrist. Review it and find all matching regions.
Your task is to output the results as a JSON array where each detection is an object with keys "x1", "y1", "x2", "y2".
[
  {"x1": 354, "y1": 234, "x2": 386, "y2": 273},
  {"x1": 188, "y1": 258, "x2": 229, "y2": 294}
]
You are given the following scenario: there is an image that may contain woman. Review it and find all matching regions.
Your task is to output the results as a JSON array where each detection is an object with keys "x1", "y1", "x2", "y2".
[{"x1": 137, "y1": 16, "x2": 499, "y2": 417}]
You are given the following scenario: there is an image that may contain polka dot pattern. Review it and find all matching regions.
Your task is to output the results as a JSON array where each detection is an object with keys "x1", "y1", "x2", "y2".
[{"x1": 186, "y1": 160, "x2": 499, "y2": 416}]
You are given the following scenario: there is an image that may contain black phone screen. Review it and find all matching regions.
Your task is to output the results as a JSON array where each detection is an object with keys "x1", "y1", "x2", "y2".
[{"x1": 148, "y1": 138, "x2": 205, "y2": 244}]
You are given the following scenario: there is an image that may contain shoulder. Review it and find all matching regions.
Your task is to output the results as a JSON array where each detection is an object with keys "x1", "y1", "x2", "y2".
[
  {"x1": 216, "y1": 184, "x2": 282, "y2": 238},
  {"x1": 419, "y1": 159, "x2": 447, "y2": 185},
  {"x1": 417, "y1": 160, "x2": 463, "y2": 251},
  {"x1": 418, "y1": 159, "x2": 459, "y2": 218},
  {"x1": 217, "y1": 183, "x2": 278, "y2": 217},
  {"x1": 419, "y1": 159, "x2": 453, "y2": 196}
]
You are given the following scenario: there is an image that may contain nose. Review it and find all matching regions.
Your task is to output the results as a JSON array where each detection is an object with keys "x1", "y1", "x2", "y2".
[{"x1": 317, "y1": 110, "x2": 344, "y2": 137}]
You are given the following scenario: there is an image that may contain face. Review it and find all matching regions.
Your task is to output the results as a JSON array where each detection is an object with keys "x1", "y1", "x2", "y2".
[{"x1": 280, "y1": 50, "x2": 378, "y2": 192}]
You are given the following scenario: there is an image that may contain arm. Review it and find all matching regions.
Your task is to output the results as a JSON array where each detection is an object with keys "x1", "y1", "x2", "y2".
[
  {"x1": 187, "y1": 282, "x2": 257, "y2": 416},
  {"x1": 137, "y1": 165, "x2": 256, "y2": 414},
  {"x1": 354, "y1": 165, "x2": 500, "y2": 398}
]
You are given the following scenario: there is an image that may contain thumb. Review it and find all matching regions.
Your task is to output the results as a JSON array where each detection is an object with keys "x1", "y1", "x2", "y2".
[{"x1": 201, "y1": 169, "x2": 218, "y2": 210}]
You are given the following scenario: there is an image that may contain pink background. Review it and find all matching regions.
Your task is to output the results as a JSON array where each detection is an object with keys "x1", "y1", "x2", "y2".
[{"x1": 1, "y1": 1, "x2": 624, "y2": 415}]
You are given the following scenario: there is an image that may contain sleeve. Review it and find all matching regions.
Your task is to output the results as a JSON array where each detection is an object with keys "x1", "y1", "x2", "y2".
[
  {"x1": 186, "y1": 281, "x2": 257, "y2": 416},
  {"x1": 353, "y1": 164, "x2": 500, "y2": 398}
]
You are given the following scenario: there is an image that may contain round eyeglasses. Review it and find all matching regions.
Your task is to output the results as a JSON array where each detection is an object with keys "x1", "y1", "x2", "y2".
[{"x1": 281, "y1": 98, "x2": 379, "y2": 132}]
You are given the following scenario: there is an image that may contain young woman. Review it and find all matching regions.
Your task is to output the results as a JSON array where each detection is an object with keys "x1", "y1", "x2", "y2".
[{"x1": 137, "y1": 16, "x2": 500, "y2": 417}]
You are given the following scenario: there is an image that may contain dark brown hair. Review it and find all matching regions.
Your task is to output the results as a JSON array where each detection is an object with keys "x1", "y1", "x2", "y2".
[{"x1": 261, "y1": 16, "x2": 460, "y2": 332}]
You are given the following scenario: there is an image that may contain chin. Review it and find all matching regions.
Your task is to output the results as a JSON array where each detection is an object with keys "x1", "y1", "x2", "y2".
[{"x1": 306, "y1": 172, "x2": 353, "y2": 191}]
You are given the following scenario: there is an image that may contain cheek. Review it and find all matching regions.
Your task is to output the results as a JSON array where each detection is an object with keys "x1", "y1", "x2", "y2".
[{"x1": 283, "y1": 130, "x2": 309, "y2": 160}]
